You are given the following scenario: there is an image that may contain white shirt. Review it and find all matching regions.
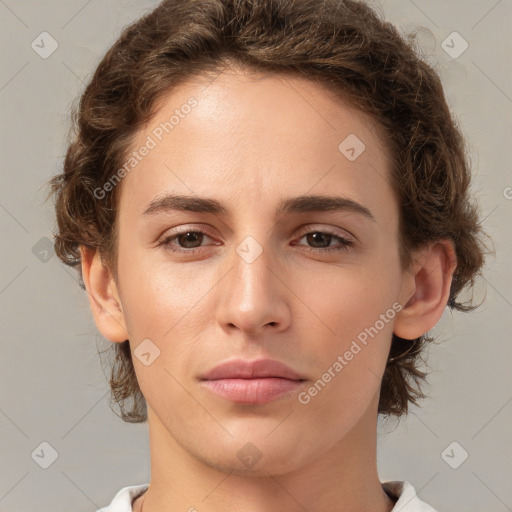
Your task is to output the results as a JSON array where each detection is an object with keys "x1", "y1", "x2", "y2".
[{"x1": 96, "y1": 480, "x2": 438, "y2": 511}]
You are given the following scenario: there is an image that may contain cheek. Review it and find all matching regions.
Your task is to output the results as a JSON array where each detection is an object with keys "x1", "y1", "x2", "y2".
[
  {"x1": 116, "y1": 255, "x2": 213, "y2": 413},
  {"x1": 301, "y1": 260, "x2": 399, "y2": 342},
  {"x1": 294, "y1": 262, "x2": 399, "y2": 400},
  {"x1": 117, "y1": 248, "x2": 213, "y2": 339},
  {"x1": 294, "y1": 278, "x2": 397, "y2": 435}
]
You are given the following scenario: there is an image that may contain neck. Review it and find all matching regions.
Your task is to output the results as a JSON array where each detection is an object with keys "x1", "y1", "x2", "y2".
[{"x1": 136, "y1": 394, "x2": 394, "y2": 512}]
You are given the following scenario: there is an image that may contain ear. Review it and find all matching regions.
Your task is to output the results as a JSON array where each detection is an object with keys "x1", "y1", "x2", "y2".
[
  {"x1": 80, "y1": 245, "x2": 129, "y2": 343},
  {"x1": 393, "y1": 239, "x2": 457, "y2": 340}
]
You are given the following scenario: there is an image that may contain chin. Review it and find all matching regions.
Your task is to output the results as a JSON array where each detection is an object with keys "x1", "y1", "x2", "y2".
[
  {"x1": 206, "y1": 451, "x2": 310, "y2": 478},
  {"x1": 195, "y1": 432, "x2": 318, "y2": 477}
]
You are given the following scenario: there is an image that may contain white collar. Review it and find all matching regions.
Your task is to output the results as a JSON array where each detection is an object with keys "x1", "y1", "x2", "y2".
[{"x1": 97, "y1": 480, "x2": 437, "y2": 511}]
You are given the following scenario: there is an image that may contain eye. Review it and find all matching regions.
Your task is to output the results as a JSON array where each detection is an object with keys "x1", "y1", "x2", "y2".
[
  {"x1": 293, "y1": 229, "x2": 354, "y2": 253},
  {"x1": 158, "y1": 227, "x2": 354, "y2": 255},
  {"x1": 159, "y1": 229, "x2": 217, "y2": 254}
]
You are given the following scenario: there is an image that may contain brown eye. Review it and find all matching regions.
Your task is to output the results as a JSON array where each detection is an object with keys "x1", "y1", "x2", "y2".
[
  {"x1": 175, "y1": 231, "x2": 204, "y2": 249},
  {"x1": 294, "y1": 230, "x2": 354, "y2": 253},
  {"x1": 159, "y1": 229, "x2": 217, "y2": 254}
]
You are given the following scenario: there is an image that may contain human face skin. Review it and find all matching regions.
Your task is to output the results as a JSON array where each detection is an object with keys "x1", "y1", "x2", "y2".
[{"x1": 109, "y1": 68, "x2": 412, "y2": 512}]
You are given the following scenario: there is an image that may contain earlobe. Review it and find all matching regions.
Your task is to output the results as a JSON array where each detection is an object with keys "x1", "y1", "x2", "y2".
[
  {"x1": 393, "y1": 240, "x2": 457, "y2": 340},
  {"x1": 80, "y1": 245, "x2": 129, "y2": 343}
]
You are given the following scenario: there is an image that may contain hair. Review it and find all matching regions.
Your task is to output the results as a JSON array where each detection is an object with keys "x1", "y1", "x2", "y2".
[{"x1": 47, "y1": 0, "x2": 489, "y2": 422}]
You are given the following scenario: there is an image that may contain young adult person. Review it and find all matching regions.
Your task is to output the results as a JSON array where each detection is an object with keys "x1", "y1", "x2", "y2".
[{"x1": 48, "y1": 0, "x2": 487, "y2": 510}]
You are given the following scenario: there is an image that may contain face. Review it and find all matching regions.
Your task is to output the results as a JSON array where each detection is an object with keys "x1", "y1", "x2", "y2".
[{"x1": 113, "y1": 67, "x2": 409, "y2": 475}]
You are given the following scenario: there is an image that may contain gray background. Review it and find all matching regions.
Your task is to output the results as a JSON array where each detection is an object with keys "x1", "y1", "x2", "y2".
[{"x1": 0, "y1": 0, "x2": 511, "y2": 511}]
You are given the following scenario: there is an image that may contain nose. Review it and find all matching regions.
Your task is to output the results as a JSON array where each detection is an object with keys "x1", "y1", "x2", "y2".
[{"x1": 216, "y1": 237, "x2": 292, "y2": 338}]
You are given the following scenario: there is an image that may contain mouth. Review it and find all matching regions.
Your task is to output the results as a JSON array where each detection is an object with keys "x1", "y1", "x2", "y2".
[{"x1": 199, "y1": 358, "x2": 307, "y2": 404}]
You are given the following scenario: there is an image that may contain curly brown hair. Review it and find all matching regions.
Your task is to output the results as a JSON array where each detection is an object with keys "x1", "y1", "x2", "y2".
[{"x1": 47, "y1": 0, "x2": 489, "y2": 423}]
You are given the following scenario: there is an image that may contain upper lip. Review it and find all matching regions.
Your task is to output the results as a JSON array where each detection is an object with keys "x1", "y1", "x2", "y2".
[{"x1": 200, "y1": 358, "x2": 305, "y2": 381}]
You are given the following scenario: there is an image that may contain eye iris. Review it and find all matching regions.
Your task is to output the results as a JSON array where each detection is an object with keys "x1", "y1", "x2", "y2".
[
  {"x1": 177, "y1": 231, "x2": 203, "y2": 248},
  {"x1": 307, "y1": 232, "x2": 332, "y2": 248}
]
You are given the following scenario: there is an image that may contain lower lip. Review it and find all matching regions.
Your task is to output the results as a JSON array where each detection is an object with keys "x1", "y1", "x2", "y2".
[{"x1": 200, "y1": 378, "x2": 305, "y2": 404}]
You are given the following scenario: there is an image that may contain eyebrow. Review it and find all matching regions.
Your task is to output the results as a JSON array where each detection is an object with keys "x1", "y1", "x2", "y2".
[{"x1": 142, "y1": 193, "x2": 376, "y2": 222}]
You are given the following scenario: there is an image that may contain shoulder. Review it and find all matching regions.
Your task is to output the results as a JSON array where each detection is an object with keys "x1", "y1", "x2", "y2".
[
  {"x1": 382, "y1": 480, "x2": 439, "y2": 512},
  {"x1": 95, "y1": 484, "x2": 149, "y2": 512}
]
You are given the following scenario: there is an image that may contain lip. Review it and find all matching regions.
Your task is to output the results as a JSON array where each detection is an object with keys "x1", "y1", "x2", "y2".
[
  {"x1": 200, "y1": 358, "x2": 305, "y2": 380},
  {"x1": 199, "y1": 358, "x2": 306, "y2": 404}
]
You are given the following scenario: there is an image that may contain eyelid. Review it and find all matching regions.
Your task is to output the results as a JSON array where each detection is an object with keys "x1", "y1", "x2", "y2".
[
  {"x1": 159, "y1": 223, "x2": 356, "y2": 243},
  {"x1": 157, "y1": 224, "x2": 216, "y2": 242},
  {"x1": 295, "y1": 224, "x2": 356, "y2": 243},
  {"x1": 157, "y1": 223, "x2": 358, "y2": 260}
]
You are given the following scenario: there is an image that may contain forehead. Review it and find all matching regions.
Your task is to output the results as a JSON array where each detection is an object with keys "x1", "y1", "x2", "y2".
[{"x1": 118, "y1": 68, "x2": 396, "y2": 221}]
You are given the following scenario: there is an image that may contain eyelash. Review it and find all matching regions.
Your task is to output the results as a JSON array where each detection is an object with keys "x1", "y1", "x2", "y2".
[{"x1": 158, "y1": 227, "x2": 354, "y2": 255}]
